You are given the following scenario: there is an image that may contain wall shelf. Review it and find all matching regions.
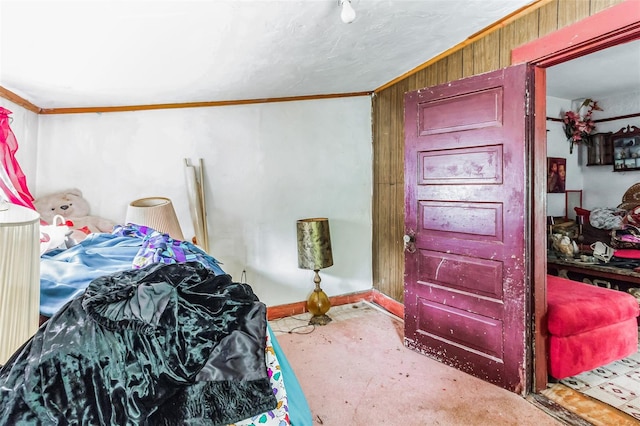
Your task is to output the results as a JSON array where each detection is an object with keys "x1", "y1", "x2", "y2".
[{"x1": 612, "y1": 125, "x2": 640, "y2": 172}]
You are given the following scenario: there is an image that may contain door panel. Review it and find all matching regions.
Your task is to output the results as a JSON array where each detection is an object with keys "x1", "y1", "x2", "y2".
[
  {"x1": 418, "y1": 250, "x2": 503, "y2": 298},
  {"x1": 404, "y1": 64, "x2": 531, "y2": 393},
  {"x1": 419, "y1": 145, "x2": 504, "y2": 184},
  {"x1": 418, "y1": 87, "x2": 504, "y2": 135}
]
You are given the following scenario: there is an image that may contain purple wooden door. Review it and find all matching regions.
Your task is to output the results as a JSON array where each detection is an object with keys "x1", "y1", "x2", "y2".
[{"x1": 404, "y1": 64, "x2": 531, "y2": 393}]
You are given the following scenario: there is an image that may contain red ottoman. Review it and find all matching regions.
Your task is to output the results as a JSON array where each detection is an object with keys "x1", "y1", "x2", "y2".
[{"x1": 547, "y1": 275, "x2": 640, "y2": 379}]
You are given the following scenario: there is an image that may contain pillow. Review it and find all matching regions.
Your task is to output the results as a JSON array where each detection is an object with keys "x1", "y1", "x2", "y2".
[
  {"x1": 590, "y1": 207, "x2": 626, "y2": 230},
  {"x1": 626, "y1": 205, "x2": 640, "y2": 226},
  {"x1": 613, "y1": 249, "x2": 640, "y2": 259}
]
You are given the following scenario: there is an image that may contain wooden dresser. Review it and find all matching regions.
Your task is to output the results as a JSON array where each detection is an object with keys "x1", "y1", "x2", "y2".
[{"x1": 547, "y1": 256, "x2": 640, "y2": 294}]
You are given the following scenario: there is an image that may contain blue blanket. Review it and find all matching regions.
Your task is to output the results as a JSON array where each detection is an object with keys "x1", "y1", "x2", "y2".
[
  {"x1": 40, "y1": 226, "x2": 225, "y2": 317},
  {"x1": 40, "y1": 233, "x2": 142, "y2": 316}
]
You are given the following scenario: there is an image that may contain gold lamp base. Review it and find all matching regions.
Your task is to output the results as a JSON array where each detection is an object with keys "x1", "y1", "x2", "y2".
[
  {"x1": 309, "y1": 313, "x2": 332, "y2": 326},
  {"x1": 307, "y1": 271, "x2": 332, "y2": 326}
]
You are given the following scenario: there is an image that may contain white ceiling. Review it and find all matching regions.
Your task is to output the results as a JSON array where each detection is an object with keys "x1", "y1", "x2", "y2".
[
  {"x1": 546, "y1": 38, "x2": 640, "y2": 101},
  {"x1": 0, "y1": 1, "x2": 637, "y2": 110},
  {"x1": 0, "y1": 0, "x2": 537, "y2": 109}
]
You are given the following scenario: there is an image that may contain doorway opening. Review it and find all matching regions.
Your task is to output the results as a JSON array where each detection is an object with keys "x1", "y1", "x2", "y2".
[
  {"x1": 513, "y1": 0, "x2": 640, "y2": 421},
  {"x1": 542, "y1": 41, "x2": 640, "y2": 422}
]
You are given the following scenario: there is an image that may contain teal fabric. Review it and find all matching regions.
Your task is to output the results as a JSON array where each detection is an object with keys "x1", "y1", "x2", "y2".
[
  {"x1": 0, "y1": 262, "x2": 276, "y2": 425},
  {"x1": 268, "y1": 324, "x2": 313, "y2": 426}
]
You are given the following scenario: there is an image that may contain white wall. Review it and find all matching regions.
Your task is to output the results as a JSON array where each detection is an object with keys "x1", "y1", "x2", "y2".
[
  {"x1": 35, "y1": 96, "x2": 374, "y2": 307},
  {"x1": 580, "y1": 91, "x2": 640, "y2": 209},
  {"x1": 546, "y1": 91, "x2": 640, "y2": 217},
  {"x1": 0, "y1": 99, "x2": 39, "y2": 192},
  {"x1": 546, "y1": 96, "x2": 582, "y2": 217}
]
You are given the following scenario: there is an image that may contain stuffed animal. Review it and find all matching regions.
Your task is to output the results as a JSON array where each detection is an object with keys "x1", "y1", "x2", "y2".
[
  {"x1": 34, "y1": 188, "x2": 116, "y2": 240},
  {"x1": 551, "y1": 233, "x2": 578, "y2": 258}
]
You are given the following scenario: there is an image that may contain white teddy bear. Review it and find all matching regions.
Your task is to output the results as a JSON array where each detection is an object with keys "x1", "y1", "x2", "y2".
[{"x1": 34, "y1": 188, "x2": 116, "y2": 242}]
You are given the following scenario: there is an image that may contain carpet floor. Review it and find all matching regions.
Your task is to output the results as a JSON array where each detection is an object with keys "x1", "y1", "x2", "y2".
[{"x1": 270, "y1": 302, "x2": 564, "y2": 426}]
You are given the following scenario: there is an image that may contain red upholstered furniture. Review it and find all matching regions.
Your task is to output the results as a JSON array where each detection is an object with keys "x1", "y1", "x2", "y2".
[{"x1": 546, "y1": 275, "x2": 640, "y2": 379}]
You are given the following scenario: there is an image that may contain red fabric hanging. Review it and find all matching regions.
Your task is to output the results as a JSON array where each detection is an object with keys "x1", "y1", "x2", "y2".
[{"x1": 0, "y1": 107, "x2": 35, "y2": 209}]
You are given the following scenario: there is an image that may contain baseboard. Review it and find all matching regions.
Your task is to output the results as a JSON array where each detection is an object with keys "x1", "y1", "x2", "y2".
[
  {"x1": 371, "y1": 290, "x2": 404, "y2": 319},
  {"x1": 266, "y1": 289, "x2": 404, "y2": 320}
]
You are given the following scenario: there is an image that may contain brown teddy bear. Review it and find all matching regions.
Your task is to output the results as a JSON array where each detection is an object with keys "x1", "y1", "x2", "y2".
[{"x1": 34, "y1": 188, "x2": 116, "y2": 241}]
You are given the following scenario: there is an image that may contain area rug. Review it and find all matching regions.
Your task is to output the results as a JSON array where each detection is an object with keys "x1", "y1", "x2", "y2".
[{"x1": 559, "y1": 333, "x2": 640, "y2": 422}]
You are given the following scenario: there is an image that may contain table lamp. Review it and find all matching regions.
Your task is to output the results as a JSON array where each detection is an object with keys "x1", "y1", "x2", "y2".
[
  {"x1": 0, "y1": 201, "x2": 40, "y2": 364},
  {"x1": 125, "y1": 197, "x2": 184, "y2": 240},
  {"x1": 297, "y1": 217, "x2": 333, "y2": 325}
]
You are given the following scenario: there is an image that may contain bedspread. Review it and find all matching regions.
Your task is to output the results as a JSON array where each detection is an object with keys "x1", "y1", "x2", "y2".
[
  {"x1": 40, "y1": 224, "x2": 225, "y2": 317},
  {"x1": 0, "y1": 262, "x2": 276, "y2": 425}
]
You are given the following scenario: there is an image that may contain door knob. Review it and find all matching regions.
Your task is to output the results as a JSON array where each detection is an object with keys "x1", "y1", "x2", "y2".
[{"x1": 403, "y1": 234, "x2": 416, "y2": 253}]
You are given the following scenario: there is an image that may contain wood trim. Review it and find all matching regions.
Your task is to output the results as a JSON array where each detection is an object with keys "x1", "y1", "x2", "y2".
[
  {"x1": 532, "y1": 65, "x2": 549, "y2": 393},
  {"x1": 547, "y1": 111, "x2": 640, "y2": 123},
  {"x1": 0, "y1": 84, "x2": 370, "y2": 115},
  {"x1": 37, "y1": 91, "x2": 372, "y2": 115},
  {"x1": 596, "y1": 112, "x2": 640, "y2": 123},
  {"x1": 371, "y1": 289, "x2": 404, "y2": 319},
  {"x1": 512, "y1": 0, "x2": 640, "y2": 67},
  {"x1": 0, "y1": 87, "x2": 41, "y2": 113},
  {"x1": 526, "y1": 392, "x2": 598, "y2": 426},
  {"x1": 266, "y1": 290, "x2": 373, "y2": 320},
  {"x1": 373, "y1": 0, "x2": 552, "y2": 93},
  {"x1": 266, "y1": 289, "x2": 404, "y2": 321},
  {"x1": 548, "y1": 260, "x2": 640, "y2": 286},
  {"x1": 266, "y1": 301, "x2": 309, "y2": 320}
]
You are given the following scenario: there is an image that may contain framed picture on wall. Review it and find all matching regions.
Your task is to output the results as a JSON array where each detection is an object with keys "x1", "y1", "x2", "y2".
[{"x1": 547, "y1": 157, "x2": 566, "y2": 193}]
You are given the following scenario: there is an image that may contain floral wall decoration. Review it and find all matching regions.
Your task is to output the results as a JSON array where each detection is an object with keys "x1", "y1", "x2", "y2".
[{"x1": 562, "y1": 98, "x2": 602, "y2": 154}]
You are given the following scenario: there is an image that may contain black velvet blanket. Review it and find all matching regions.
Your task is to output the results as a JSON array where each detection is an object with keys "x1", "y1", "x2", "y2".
[{"x1": 0, "y1": 262, "x2": 276, "y2": 425}]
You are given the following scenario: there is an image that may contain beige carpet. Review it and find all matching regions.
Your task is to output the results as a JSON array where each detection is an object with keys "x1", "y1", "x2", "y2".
[{"x1": 271, "y1": 302, "x2": 564, "y2": 426}]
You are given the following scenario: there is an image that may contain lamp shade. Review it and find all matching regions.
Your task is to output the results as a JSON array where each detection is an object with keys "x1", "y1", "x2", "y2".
[
  {"x1": 297, "y1": 218, "x2": 333, "y2": 270},
  {"x1": 0, "y1": 202, "x2": 40, "y2": 364},
  {"x1": 125, "y1": 197, "x2": 184, "y2": 240}
]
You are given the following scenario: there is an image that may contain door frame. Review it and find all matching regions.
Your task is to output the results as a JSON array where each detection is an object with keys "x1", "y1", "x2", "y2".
[{"x1": 511, "y1": 0, "x2": 640, "y2": 392}]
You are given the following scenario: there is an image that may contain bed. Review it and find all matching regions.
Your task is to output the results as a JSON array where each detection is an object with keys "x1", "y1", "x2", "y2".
[{"x1": 0, "y1": 224, "x2": 312, "y2": 425}]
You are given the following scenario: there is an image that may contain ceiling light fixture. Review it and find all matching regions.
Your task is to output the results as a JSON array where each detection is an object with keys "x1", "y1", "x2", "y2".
[{"x1": 339, "y1": 0, "x2": 356, "y2": 24}]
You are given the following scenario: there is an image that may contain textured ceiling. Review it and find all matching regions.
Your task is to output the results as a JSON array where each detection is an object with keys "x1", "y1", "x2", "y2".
[
  {"x1": 1, "y1": 1, "x2": 637, "y2": 110},
  {"x1": 0, "y1": 0, "x2": 536, "y2": 109}
]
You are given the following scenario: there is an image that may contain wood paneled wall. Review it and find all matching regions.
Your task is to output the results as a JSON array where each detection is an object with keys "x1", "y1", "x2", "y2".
[{"x1": 372, "y1": 0, "x2": 625, "y2": 302}]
